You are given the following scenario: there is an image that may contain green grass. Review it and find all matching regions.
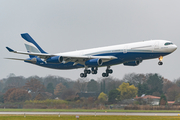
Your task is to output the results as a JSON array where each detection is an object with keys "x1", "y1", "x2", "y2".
[
  {"x1": 0, "y1": 115, "x2": 179, "y2": 120},
  {"x1": 0, "y1": 109, "x2": 180, "y2": 113}
]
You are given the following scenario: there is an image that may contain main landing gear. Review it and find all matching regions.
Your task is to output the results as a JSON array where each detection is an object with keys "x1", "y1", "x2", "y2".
[
  {"x1": 102, "y1": 66, "x2": 113, "y2": 77},
  {"x1": 91, "y1": 67, "x2": 98, "y2": 74},
  {"x1": 80, "y1": 69, "x2": 91, "y2": 78},
  {"x1": 158, "y1": 56, "x2": 163, "y2": 65},
  {"x1": 80, "y1": 66, "x2": 113, "y2": 78},
  {"x1": 80, "y1": 67, "x2": 98, "y2": 78}
]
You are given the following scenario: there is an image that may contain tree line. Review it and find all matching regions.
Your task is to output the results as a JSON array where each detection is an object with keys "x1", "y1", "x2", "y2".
[{"x1": 0, "y1": 73, "x2": 180, "y2": 107}]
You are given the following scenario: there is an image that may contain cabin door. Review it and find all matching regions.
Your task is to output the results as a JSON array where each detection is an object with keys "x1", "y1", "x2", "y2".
[
  {"x1": 123, "y1": 46, "x2": 128, "y2": 53},
  {"x1": 154, "y1": 42, "x2": 159, "y2": 50}
]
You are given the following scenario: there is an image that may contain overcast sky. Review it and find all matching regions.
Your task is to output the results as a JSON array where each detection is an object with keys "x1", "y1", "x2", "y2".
[{"x1": 1, "y1": 0, "x2": 180, "y2": 81}]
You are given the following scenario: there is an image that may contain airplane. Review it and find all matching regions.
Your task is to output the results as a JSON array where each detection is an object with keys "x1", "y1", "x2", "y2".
[{"x1": 6, "y1": 33, "x2": 177, "y2": 78}]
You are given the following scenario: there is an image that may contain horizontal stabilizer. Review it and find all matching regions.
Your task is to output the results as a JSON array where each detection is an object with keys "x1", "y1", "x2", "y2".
[
  {"x1": 5, "y1": 58, "x2": 32, "y2": 62},
  {"x1": 6, "y1": 47, "x2": 15, "y2": 52},
  {"x1": 5, "y1": 47, "x2": 53, "y2": 59}
]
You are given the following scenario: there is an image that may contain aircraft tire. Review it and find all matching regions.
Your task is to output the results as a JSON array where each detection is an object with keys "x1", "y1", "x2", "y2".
[
  {"x1": 102, "y1": 73, "x2": 106, "y2": 77},
  {"x1": 87, "y1": 70, "x2": 91, "y2": 74},
  {"x1": 109, "y1": 69, "x2": 113, "y2": 74},
  {"x1": 80, "y1": 73, "x2": 84, "y2": 78},
  {"x1": 92, "y1": 70, "x2": 97, "y2": 74},
  {"x1": 158, "y1": 61, "x2": 163, "y2": 65}
]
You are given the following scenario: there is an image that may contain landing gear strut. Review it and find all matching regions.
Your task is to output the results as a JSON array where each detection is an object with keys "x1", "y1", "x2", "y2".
[
  {"x1": 80, "y1": 67, "x2": 99, "y2": 78},
  {"x1": 102, "y1": 66, "x2": 113, "y2": 77},
  {"x1": 91, "y1": 67, "x2": 98, "y2": 74},
  {"x1": 158, "y1": 56, "x2": 163, "y2": 65},
  {"x1": 80, "y1": 68, "x2": 91, "y2": 78}
]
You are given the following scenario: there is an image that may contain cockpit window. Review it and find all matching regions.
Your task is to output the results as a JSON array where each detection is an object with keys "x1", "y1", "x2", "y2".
[{"x1": 164, "y1": 42, "x2": 173, "y2": 46}]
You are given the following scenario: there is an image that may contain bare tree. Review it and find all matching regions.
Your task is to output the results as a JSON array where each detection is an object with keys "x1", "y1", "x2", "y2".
[
  {"x1": 167, "y1": 85, "x2": 180, "y2": 101},
  {"x1": 23, "y1": 79, "x2": 45, "y2": 92},
  {"x1": 122, "y1": 73, "x2": 147, "y2": 86},
  {"x1": 163, "y1": 79, "x2": 174, "y2": 94},
  {"x1": 73, "y1": 78, "x2": 88, "y2": 92},
  {"x1": 54, "y1": 83, "x2": 67, "y2": 98}
]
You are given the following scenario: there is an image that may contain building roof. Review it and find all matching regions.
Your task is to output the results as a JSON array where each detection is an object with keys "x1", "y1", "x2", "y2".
[
  {"x1": 135, "y1": 95, "x2": 160, "y2": 99},
  {"x1": 167, "y1": 101, "x2": 175, "y2": 104}
]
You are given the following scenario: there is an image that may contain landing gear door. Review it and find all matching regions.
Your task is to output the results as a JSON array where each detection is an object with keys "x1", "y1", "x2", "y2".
[{"x1": 154, "y1": 42, "x2": 159, "y2": 50}]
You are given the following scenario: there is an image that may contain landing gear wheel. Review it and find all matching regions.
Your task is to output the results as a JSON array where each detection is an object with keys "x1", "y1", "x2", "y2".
[
  {"x1": 84, "y1": 73, "x2": 87, "y2": 77},
  {"x1": 80, "y1": 73, "x2": 87, "y2": 78},
  {"x1": 106, "y1": 69, "x2": 113, "y2": 74},
  {"x1": 102, "y1": 66, "x2": 112, "y2": 77},
  {"x1": 92, "y1": 70, "x2": 97, "y2": 74},
  {"x1": 102, "y1": 73, "x2": 109, "y2": 77},
  {"x1": 87, "y1": 70, "x2": 91, "y2": 74},
  {"x1": 106, "y1": 73, "x2": 109, "y2": 77},
  {"x1": 102, "y1": 73, "x2": 106, "y2": 77},
  {"x1": 91, "y1": 67, "x2": 98, "y2": 75},
  {"x1": 80, "y1": 73, "x2": 84, "y2": 78},
  {"x1": 84, "y1": 69, "x2": 91, "y2": 74},
  {"x1": 158, "y1": 61, "x2": 163, "y2": 65},
  {"x1": 109, "y1": 69, "x2": 113, "y2": 74}
]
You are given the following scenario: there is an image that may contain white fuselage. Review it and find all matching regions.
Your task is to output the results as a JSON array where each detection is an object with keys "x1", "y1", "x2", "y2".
[{"x1": 56, "y1": 40, "x2": 177, "y2": 57}]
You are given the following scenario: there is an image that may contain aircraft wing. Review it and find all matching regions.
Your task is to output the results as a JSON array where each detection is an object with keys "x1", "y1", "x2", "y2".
[
  {"x1": 61, "y1": 55, "x2": 117, "y2": 65},
  {"x1": 6, "y1": 47, "x2": 117, "y2": 65}
]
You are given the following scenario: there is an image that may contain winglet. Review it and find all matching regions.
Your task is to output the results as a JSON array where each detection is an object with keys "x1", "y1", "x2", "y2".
[{"x1": 6, "y1": 47, "x2": 14, "y2": 52}]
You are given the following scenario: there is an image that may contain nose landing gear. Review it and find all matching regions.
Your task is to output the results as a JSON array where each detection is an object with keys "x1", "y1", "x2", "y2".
[{"x1": 158, "y1": 56, "x2": 163, "y2": 65}]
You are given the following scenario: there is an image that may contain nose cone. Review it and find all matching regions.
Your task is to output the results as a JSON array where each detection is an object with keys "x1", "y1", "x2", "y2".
[
  {"x1": 171, "y1": 44, "x2": 177, "y2": 52},
  {"x1": 173, "y1": 44, "x2": 177, "y2": 50}
]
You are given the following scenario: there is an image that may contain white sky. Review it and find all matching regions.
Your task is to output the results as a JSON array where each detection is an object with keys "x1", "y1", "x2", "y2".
[{"x1": 1, "y1": 0, "x2": 180, "y2": 81}]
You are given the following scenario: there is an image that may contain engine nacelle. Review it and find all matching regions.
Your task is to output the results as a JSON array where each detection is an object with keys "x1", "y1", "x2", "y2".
[
  {"x1": 123, "y1": 60, "x2": 142, "y2": 66},
  {"x1": 26, "y1": 57, "x2": 44, "y2": 64},
  {"x1": 85, "y1": 58, "x2": 103, "y2": 67},
  {"x1": 46, "y1": 56, "x2": 63, "y2": 64}
]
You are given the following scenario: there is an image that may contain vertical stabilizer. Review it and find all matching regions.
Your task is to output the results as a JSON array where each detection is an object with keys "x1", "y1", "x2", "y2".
[{"x1": 21, "y1": 33, "x2": 47, "y2": 54}]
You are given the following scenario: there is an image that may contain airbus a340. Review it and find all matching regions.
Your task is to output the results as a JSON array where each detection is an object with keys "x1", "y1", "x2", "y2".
[{"x1": 6, "y1": 33, "x2": 177, "y2": 78}]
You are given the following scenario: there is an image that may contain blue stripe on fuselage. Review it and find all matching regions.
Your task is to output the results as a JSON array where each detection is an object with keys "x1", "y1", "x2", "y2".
[{"x1": 26, "y1": 52, "x2": 171, "y2": 69}]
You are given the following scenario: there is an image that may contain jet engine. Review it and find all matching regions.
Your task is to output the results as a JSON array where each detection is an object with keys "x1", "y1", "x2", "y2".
[
  {"x1": 123, "y1": 60, "x2": 142, "y2": 66},
  {"x1": 25, "y1": 57, "x2": 44, "y2": 64},
  {"x1": 85, "y1": 58, "x2": 103, "y2": 67},
  {"x1": 46, "y1": 56, "x2": 63, "y2": 64}
]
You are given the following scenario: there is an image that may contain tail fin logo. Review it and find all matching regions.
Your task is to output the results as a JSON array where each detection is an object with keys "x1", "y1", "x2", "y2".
[{"x1": 24, "y1": 40, "x2": 41, "y2": 53}]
